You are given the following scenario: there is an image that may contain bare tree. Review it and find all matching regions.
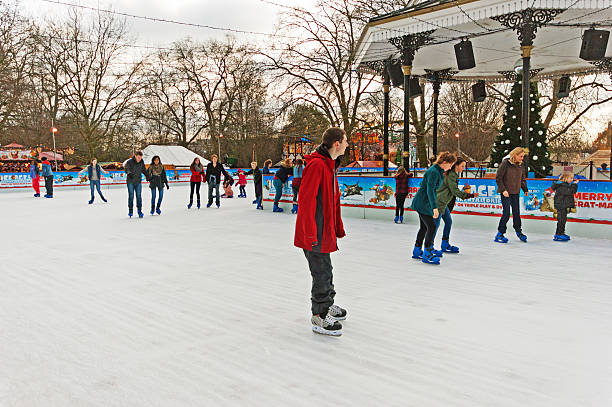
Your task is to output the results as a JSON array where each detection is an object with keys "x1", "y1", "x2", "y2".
[
  {"x1": 59, "y1": 10, "x2": 142, "y2": 158},
  {"x1": 136, "y1": 49, "x2": 207, "y2": 147},
  {"x1": 260, "y1": 0, "x2": 376, "y2": 137},
  {"x1": 438, "y1": 82, "x2": 505, "y2": 161}
]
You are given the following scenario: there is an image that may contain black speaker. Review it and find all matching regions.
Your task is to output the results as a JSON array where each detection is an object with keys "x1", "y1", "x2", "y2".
[
  {"x1": 455, "y1": 39, "x2": 476, "y2": 70},
  {"x1": 472, "y1": 80, "x2": 486, "y2": 102},
  {"x1": 409, "y1": 77, "x2": 422, "y2": 98},
  {"x1": 580, "y1": 29, "x2": 609, "y2": 61},
  {"x1": 387, "y1": 61, "x2": 404, "y2": 88},
  {"x1": 557, "y1": 76, "x2": 571, "y2": 98}
]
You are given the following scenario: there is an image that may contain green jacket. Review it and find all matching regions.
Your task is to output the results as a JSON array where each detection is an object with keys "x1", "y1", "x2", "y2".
[
  {"x1": 436, "y1": 170, "x2": 471, "y2": 212},
  {"x1": 411, "y1": 164, "x2": 444, "y2": 216}
]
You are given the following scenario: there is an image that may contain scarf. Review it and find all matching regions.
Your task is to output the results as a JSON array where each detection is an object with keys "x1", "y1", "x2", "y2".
[
  {"x1": 192, "y1": 163, "x2": 202, "y2": 172},
  {"x1": 151, "y1": 163, "x2": 164, "y2": 176}
]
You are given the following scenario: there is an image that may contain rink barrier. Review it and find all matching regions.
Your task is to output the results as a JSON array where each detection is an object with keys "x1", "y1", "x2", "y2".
[{"x1": 262, "y1": 174, "x2": 612, "y2": 225}]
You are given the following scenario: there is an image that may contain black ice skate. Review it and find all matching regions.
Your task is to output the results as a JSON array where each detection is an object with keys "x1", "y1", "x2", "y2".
[
  {"x1": 327, "y1": 304, "x2": 347, "y2": 321},
  {"x1": 311, "y1": 314, "x2": 342, "y2": 336}
]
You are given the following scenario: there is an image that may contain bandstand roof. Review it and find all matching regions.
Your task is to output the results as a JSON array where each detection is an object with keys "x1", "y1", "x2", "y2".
[{"x1": 355, "y1": 0, "x2": 612, "y2": 81}]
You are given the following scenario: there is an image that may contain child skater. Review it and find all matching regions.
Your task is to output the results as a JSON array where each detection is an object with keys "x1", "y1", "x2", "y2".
[
  {"x1": 236, "y1": 169, "x2": 247, "y2": 198},
  {"x1": 551, "y1": 171, "x2": 578, "y2": 241},
  {"x1": 394, "y1": 166, "x2": 410, "y2": 224},
  {"x1": 221, "y1": 175, "x2": 235, "y2": 198},
  {"x1": 245, "y1": 162, "x2": 263, "y2": 210}
]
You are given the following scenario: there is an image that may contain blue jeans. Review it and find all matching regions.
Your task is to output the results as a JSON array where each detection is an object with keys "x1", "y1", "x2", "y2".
[
  {"x1": 273, "y1": 178, "x2": 283, "y2": 206},
  {"x1": 208, "y1": 181, "x2": 220, "y2": 206},
  {"x1": 498, "y1": 194, "x2": 522, "y2": 234},
  {"x1": 433, "y1": 207, "x2": 453, "y2": 241},
  {"x1": 127, "y1": 182, "x2": 142, "y2": 209},
  {"x1": 89, "y1": 180, "x2": 104, "y2": 200},
  {"x1": 151, "y1": 187, "x2": 164, "y2": 209}
]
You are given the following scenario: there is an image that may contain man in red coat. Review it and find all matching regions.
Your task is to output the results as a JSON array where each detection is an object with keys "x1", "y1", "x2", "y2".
[{"x1": 294, "y1": 127, "x2": 348, "y2": 336}]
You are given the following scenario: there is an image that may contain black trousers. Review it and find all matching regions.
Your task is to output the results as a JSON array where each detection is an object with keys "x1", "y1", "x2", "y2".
[
  {"x1": 415, "y1": 212, "x2": 436, "y2": 248},
  {"x1": 303, "y1": 250, "x2": 335, "y2": 317},
  {"x1": 395, "y1": 193, "x2": 408, "y2": 217},
  {"x1": 44, "y1": 176, "x2": 53, "y2": 196},
  {"x1": 556, "y1": 207, "x2": 569, "y2": 235},
  {"x1": 189, "y1": 181, "x2": 201, "y2": 203},
  {"x1": 292, "y1": 185, "x2": 300, "y2": 203},
  {"x1": 498, "y1": 194, "x2": 521, "y2": 234}
]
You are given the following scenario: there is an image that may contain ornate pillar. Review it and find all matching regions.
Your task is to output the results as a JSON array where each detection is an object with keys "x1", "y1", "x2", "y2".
[
  {"x1": 424, "y1": 69, "x2": 456, "y2": 157},
  {"x1": 492, "y1": 8, "x2": 564, "y2": 169},
  {"x1": 389, "y1": 31, "x2": 434, "y2": 170}
]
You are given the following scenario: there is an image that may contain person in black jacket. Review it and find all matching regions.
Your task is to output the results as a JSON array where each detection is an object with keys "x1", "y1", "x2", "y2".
[
  {"x1": 124, "y1": 151, "x2": 149, "y2": 218},
  {"x1": 147, "y1": 155, "x2": 169, "y2": 215},
  {"x1": 245, "y1": 161, "x2": 263, "y2": 210},
  {"x1": 272, "y1": 158, "x2": 293, "y2": 212},
  {"x1": 205, "y1": 154, "x2": 230, "y2": 208},
  {"x1": 551, "y1": 172, "x2": 579, "y2": 241}
]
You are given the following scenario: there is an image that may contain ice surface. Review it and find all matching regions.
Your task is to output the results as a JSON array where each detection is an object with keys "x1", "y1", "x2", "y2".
[{"x1": 1, "y1": 185, "x2": 611, "y2": 407}]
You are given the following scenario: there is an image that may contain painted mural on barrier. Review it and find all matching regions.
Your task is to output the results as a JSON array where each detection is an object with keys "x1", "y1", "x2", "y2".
[{"x1": 264, "y1": 174, "x2": 612, "y2": 223}]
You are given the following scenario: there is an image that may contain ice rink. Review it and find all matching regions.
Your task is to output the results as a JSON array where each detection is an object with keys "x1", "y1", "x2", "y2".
[{"x1": 1, "y1": 184, "x2": 611, "y2": 407}]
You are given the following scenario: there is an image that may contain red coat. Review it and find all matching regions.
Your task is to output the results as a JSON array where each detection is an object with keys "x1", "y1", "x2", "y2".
[
  {"x1": 294, "y1": 148, "x2": 345, "y2": 253},
  {"x1": 190, "y1": 166, "x2": 205, "y2": 183},
  {"x1": 236, "y1": 171, "x2": 247, "y2": 186}
]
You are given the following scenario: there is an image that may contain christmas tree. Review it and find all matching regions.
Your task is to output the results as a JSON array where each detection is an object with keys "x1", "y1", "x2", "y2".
[{"x1": 489, "y1": 78, "x2": 552, "y2": 176}]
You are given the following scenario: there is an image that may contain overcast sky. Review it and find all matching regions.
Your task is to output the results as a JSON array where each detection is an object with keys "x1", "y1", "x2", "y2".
[{"x1": 20, "y1": 0, "x2": 317, "y2": 47}]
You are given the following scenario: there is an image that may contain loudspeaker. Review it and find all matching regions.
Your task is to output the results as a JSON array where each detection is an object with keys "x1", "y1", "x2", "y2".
[
  {"x1": 387, "y1": 61, "x2": 404, "y2": 88},
  {"x1": 580, "y1": 29, "x2": 609, "y2": 61},
  {"x1": 455, "y1": 39, "x2": 476, "y2": 70},
  {"x1": 409, "y1": 77, "x2": 422, "y2": 98},
  {"x1": 557, "y1": 76, "x2": 571, "y2": 98},
  {"x1": 472, "y1": 80, "x2": 486, "y2": 102}
]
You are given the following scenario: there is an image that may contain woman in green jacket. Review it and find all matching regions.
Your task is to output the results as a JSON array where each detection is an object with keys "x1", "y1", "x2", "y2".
[
  {"x1": 434, "y1": 157, "x2": 478, "y2": 253},
  {"x1": 410, "y1": 152, "x2": 456, "y2": 265}
]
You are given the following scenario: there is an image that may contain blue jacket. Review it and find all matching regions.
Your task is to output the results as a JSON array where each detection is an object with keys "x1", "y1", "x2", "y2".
[
  {"x1": 411, "y1": 164, "x2": 444, "y2": 216},
  {"x1": 29, "y1": 163, "x2": 40, "y2": 178},
  {"x1": 41, "y1": 161, "x2": 53, "y2": 177}
]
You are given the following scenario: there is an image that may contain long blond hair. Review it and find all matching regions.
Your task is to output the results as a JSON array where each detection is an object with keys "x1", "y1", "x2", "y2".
[
  {"x1": 559, "y1": 171, "x2": 574, "y2": 183},
  {"x1": 509, "y1": 147, "x2": 528, "y2": 164}
]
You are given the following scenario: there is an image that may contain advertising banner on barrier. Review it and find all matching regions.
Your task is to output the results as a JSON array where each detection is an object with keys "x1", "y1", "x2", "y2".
[
  {"x1": 0, "y1": 169, "x2": 194, "y2": 188},
  {"x1": 263, "y1": 174, "x2": 612, "y2": 224}
]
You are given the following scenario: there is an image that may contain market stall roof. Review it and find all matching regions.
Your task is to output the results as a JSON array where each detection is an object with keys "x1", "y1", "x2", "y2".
[
  {"x1": 39, "y1": 151, "x2": 63, "y2": 161},
  {"x1": 3, "y1": 142, "x2": 24, "y2": 148},
  {"x1": 354, "y1": 0, "x2": 612, "y2": 81},
  {"x1": 137, "y1": 145, "x2": 210, "y2": 167},
  {"x1": 346, "y1": 160, "x2": 399, "y2": 168}
]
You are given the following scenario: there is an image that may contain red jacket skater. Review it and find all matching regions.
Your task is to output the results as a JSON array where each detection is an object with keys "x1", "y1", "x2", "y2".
[{"x1": 294, "y1": 145, "x2": 345, "y2": 254}]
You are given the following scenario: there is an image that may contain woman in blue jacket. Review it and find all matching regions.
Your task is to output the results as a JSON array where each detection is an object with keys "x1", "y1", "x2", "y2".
[
  {"x1": 79, "y1": 158, "x2": 108, "y2": 204},
  {"x1": 410, "y1": 152, "x2": 456, "y2": 264}
]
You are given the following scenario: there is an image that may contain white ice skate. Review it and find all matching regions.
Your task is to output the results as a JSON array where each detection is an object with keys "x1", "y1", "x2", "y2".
[{"x1": 311, "y1": 314, "x2": 342, "y2": 336}]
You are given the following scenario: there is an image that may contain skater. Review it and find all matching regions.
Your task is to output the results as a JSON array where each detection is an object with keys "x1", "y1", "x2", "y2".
[
  {"x1": 236, "y1": 169, "x2": 247, "y2": 197},
  {"x1": 78, "y1": 158, "x2": 108, "y2": 204},
  {"x1": 221, "y1": 175, "x2": 234, "y2": 198},
  {"x1": 205, "y1": 154, "x2": 230, "y2": 208},
  {"x1": 294, "y1": 127, "x2": 348, "y2": 336},
  {"x1": 291, "y1": 158, "x2": 303, "y2": 214},
  {"x1": 394, "y1": 166, "x2": 410, "y2": 223},
  {"x1": 272, "y1": 159, "x2": 293, "y2": 213},
  {"x1": 434, "y1": 157, "x2": 478, "y2": 253},
  {"x1": 495, "y1": 147, "x2": 529, "y2": 243},
  {"x1": 262, "y1": 159, "x2": 272, "y2": 174},
  {"x1": 124, "y1": 151, "x2": 149, "y2": 218},
  {"x1": 41, "y1": 158, "x2": 54, "y2": 198},
  {"x1": 188, "y1": 157, "x2": 205, "y2": 209},
  {"x1": 29, "y1": 158, "x2": 41, "y2": 197},
  {"x1": 551, "y1": 172, "x2": 578, "y2": 241},
  {"x1": 147, "y1": 155, "x2": 169, "y2": 215},
  {"x1": 245, "y1": 161, "x2": 263, "y2": 210},
  {"x1": 410, "y1": 152, "x2": 456, "y2": 265}
]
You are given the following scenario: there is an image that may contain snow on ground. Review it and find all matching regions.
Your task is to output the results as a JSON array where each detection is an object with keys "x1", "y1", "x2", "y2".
[{"x1": 1, "y1": 184, "x2": 611, "y2": 407}]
